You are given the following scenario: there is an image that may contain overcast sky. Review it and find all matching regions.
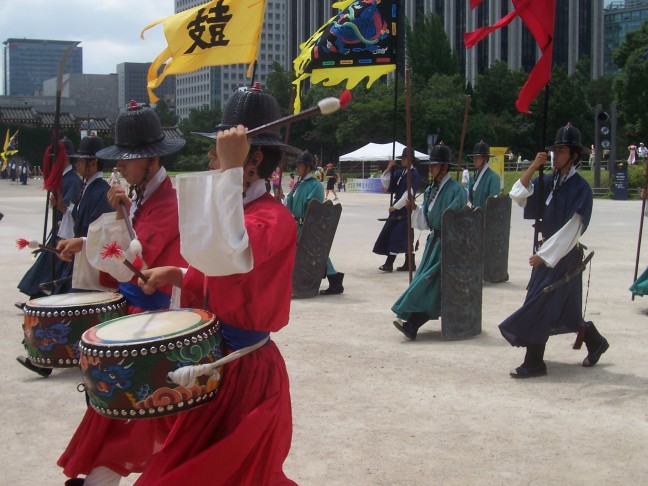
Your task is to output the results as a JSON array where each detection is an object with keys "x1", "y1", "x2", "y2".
[{"x1": 0, "y1": 0, "x2": 174, "y2": 82}]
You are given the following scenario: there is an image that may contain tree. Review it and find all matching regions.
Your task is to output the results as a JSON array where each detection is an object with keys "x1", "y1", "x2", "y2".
[
  {"x1": 405, "y1": 13, "x2": 460, "y2": 84},
  {"x1": 473, "y1": 61, "x2": 526, "y2": 117},
  {"x1": 613, "y1": 20, "x2": 648, "y2": 140},
  {"x1": 265, "y1": 61, "x2": 295, "y2": 115},
  {"x1": 154, "y1": 99, "x2": 179, "y2": 127}
]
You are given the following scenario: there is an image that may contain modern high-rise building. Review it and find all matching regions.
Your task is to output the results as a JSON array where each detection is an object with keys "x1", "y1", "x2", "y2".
[
  {"x1": 3, "y1": 38, "x2": 82, "y2": 96},
  {"x1": 174, "y1": 0, "x2": 288, "y2": 118},
  {"x1": 117, "y1": 62, "x2": 176, "y2": 111},
  {"x1": 603, "y1": 0, "x2": 648, "y2": 74}
]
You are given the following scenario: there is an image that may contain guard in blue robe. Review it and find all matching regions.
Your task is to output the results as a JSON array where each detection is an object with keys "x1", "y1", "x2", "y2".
[
  {"x1": 392, "y1": 144, "x2": 467, "y2": 340},
  {"x1": 373, "y1": 147, "x2": 422, "y2": 272},
  {"x1": 499, "y1": 124, "x2": 609, "y2": 378},
  {"x1": 17, "y1": 139, "x2": 82, "y2": 298}
]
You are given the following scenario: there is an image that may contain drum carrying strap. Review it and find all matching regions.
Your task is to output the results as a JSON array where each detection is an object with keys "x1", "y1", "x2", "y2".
[
  {"x1": 119, "y1": 282, "x2": 170, "y2": 311},
  {"x1": 167, "y1": 331, "x2": 269, "y2": 387}
]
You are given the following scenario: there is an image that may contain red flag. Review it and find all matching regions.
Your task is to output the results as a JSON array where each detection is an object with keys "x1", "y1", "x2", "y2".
[
  {"x1": 470, "y1": 0, "x2": 486, "y2": 8},
  {"x1": 43, "y1": 141, "x2": 69, "y2": 193},
  {"x1": 464, "y1": 0, "x2": 555, "y2": 113}
]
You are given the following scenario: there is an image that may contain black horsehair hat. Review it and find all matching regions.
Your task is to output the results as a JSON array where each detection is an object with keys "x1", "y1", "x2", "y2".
[
  {"x1": 96, "y1": 101, "x2": 186, "y2": 161},
  {"x1": 467, "y1": 140, "x2": 495, "y2": 158},
  {"x1": 396, "y1": 147, "x2": 418, "y2": 162},
  {"x1": 547, "y1": 122, "x2": 589, "y2": 154},
  {"x1": 69, "y1": 136, "x2": 105, "y2": 159},
  {"x1": 296, "y1": 150, "x2": 316, "y2": 168},
  {"x1": 192, "y1": 83, "x2": 301, "y2": 157},
  {"x1": 421, "y1": 143, "x2": 455, "y2": 166},
  {"x1": 60, "y1": 137, "x2": 75, "y2": 158}
]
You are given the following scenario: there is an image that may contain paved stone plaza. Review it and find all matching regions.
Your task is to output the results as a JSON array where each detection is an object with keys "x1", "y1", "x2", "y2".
[{"x1": 1, "y1": 177, "x2": 647, "y2": 485}]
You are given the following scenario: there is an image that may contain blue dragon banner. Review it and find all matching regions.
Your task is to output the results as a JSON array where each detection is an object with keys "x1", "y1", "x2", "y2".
[{"x1": 293, "y1": 0, "x2": 397, "y2": 112}]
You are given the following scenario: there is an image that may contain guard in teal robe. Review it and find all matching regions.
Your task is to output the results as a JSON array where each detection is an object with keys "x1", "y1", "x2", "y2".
[
  {"x1": 467, "y1": 140, "x2": 501, "y2": 208},
  {"x1": 286, "y1": 150, "x2": 344, "y2": 295},
  {"x1": 392, "y1": 144, "x2": 467, "y2": 340}
]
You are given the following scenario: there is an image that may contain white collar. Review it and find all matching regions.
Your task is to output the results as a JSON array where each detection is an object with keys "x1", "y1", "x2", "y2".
[
  {"x1": 63, "y1": 165, "x2": 73, "y2": 176},
  {"x1": 130, "y1": 166, "x2": 167, "y2": 219},
  {"x1": 243, "y1": 179, "x2": 267, "y2": 206},
  {"x1": 473, "y1": 162, "x2": 490, "y2": 190}
]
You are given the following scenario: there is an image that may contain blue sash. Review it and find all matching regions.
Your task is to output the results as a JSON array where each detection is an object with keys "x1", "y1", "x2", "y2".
[
  {"x1": 118, "y1": 282, "x2": 170, "y2": 311},
  {"x1": 219, "y1": 322, "x2": 270, "y2": 351}
]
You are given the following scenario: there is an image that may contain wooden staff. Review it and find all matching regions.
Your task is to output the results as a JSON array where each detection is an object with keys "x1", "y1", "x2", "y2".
[
  {"x1": 632, "y1": 162, "x2": 648, "y2": 300},
  {"x1": 405, "y1": 69, "x2": 414, "y2": 282},
  {"x1": 456, "y1": 95, "x2": 471, "y2": 180},
  {"x1": 533, "y1": 84, "x2": 551, "y2": 254}
]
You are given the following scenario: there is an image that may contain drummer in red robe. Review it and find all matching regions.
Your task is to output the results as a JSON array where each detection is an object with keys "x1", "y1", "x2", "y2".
[
  {"x1": 57, "y1": 103, "x2": 188, "y2": 485},
  {"x1": 60, "y1": 86, "x2": 299, "y2": 485},
  {"x1": 56, "y1": 101, "x2": 187, "y2": 313}
]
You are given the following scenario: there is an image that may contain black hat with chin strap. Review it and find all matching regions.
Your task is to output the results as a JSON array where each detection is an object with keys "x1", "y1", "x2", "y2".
[
  {"x1": 192, "y1": 83, "x2": 302, "y2": 157},
  {"x1": 96, "y1": 101, "x2": 186, "y2": 161},
  {"x1": 547, "y1": 123, "x2": 589, "y2": 154},
  {"x1": 420, "y1": 143, "x2": 454, "y2": 166},
  {"x1": 69, "y1": 136, "x2": 105, "y2": 159},
  {"x1": 467, "y1": 140, "x2": 495, "y2": 158}
]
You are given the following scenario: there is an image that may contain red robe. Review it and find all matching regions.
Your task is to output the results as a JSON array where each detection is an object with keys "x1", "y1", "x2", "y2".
[
  {"x1": 60, "y1": 192, "x2": 297, "y2": 486},
  {"x1": 58, "y1": 175, "x2": 187, "y2": 477}
]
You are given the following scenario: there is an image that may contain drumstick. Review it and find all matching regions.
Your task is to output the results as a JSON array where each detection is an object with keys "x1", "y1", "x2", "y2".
[
  {"x1": 110, "y1": 172, "x2": 137, "y2": 241},
  {"x1": 246, "y1": 90, "x2": 352, "y2": 137},
  {"x1": 100, "y1": 241, "x2": 149, "y2": 283},
  {"x1": 16, "y1": 238, "x2": 61, "y2": 255}
]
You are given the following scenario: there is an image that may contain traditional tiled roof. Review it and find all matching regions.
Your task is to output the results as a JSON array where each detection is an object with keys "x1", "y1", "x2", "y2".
[
  {"x1": 162, "y1": 127, "x2": 185, "y2": 140},
  {"x1": 0, "y1": 107, "x2": 114, "y2": 133},
  {"x1": 39, "y1": 112, "x2": 78, "y2": 128},
  {"x1": 0, "y1": 106, "x2": 40, "y2": 124}
]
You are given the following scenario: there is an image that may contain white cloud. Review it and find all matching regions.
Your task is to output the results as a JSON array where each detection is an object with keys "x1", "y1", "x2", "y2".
[{"x1": 0, "y1": 0, "x2": 173, "y2": 76}]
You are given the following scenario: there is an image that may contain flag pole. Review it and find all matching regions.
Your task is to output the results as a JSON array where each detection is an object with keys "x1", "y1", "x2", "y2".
[
  {"x1": 533, "y1": 83, "x2": 550, "y2": 254},
  {"x1": 456, "y1": 95, "x2": 471, "y2": 180},
  {"x1": 47, "y1": 41, "x2": 79, "y2": 281},
  {"x1": 405, "y1": 69, "x2": 414, "y2": 282}
]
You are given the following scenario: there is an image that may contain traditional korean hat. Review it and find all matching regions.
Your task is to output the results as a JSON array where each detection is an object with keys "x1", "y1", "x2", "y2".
[
  {"x1": 69, "y1": 136, "x2": 105, "y2": 159},
  {"x1": 96, "y1": 101, "x2": 186, "y2": 161},
  {"x1": 467, "y1": 140, "x2": 495, "y2": 158},
  {"x1": 60, "y1": 137, "x2": 75, "y2": 158},
  {"x1": 193, "y1": 83, "x2": 301, "y2": 157},
  {"x1": 295, "y1": 150, "x2": 316, "y2": 169},
  {"x1": 547, "y1": 123, "x2": 589, "y2": 154},
  {"x1": 420, "y1": 143, "x2": 454, "y2": 166},
  {"x1": 396, "y1": 146, "x2": 418, "y2": 162}
]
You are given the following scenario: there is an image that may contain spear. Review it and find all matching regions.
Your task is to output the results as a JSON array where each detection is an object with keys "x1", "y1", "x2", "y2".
[
  {"x1": 45, "y1": 42, "x2": 79, "y2": 280},
  {"x1": 405, "y1": 69, "x2": 414, "y2": 282}
]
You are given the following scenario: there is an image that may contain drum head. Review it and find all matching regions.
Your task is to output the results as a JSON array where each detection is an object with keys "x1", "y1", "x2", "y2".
[
  {"x1": 27, "y1": 292, "x2": 123, "y2": 308},
  {"x1": 83, "y1": 309, "x2": 215, "y2": 346}
]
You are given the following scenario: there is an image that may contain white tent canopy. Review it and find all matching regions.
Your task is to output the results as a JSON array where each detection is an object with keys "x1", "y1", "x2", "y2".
[{"x1": 339, "y1": 142, "x2": 429, "y2": 161}]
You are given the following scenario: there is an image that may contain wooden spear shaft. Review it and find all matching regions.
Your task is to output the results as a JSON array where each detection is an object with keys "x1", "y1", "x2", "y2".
[
  {"x1": 405, "y1": 69, "x2": 414, "y2": 282},
  {"x1": 456, "y1": 95, "x2": 471, "y2": 180}
]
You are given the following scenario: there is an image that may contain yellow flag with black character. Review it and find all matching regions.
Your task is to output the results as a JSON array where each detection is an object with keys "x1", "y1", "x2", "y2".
[
  {"x1": 141, "y1": 0, "x2": 267, "y2": 103},
  {"x1": 293, "y1": 0, "x2": 397, "y2": 112}
]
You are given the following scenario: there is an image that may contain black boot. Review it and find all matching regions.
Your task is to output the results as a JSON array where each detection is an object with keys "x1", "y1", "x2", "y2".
[
  {"x1": 510, "y1": 344, "x2": 547, "y2": 378},
  {"x1": 396, "y1": 253, "x2": 416, "y2": 272},
  {"x1": 379, "y1": 255, "x2": 396, "y2": 272},
  {"x1": 582, "y1": 322, "x2": 609, "y2": 367},
  {"x1": 65, "y1": 479, "x2": 85, "y2": 486},
  {"x1": 16, "y1": 356, "x2": 52, "y2": 377},
  {"x1": 321, "y1": 272, "x2": 344, "y2": 295}
]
